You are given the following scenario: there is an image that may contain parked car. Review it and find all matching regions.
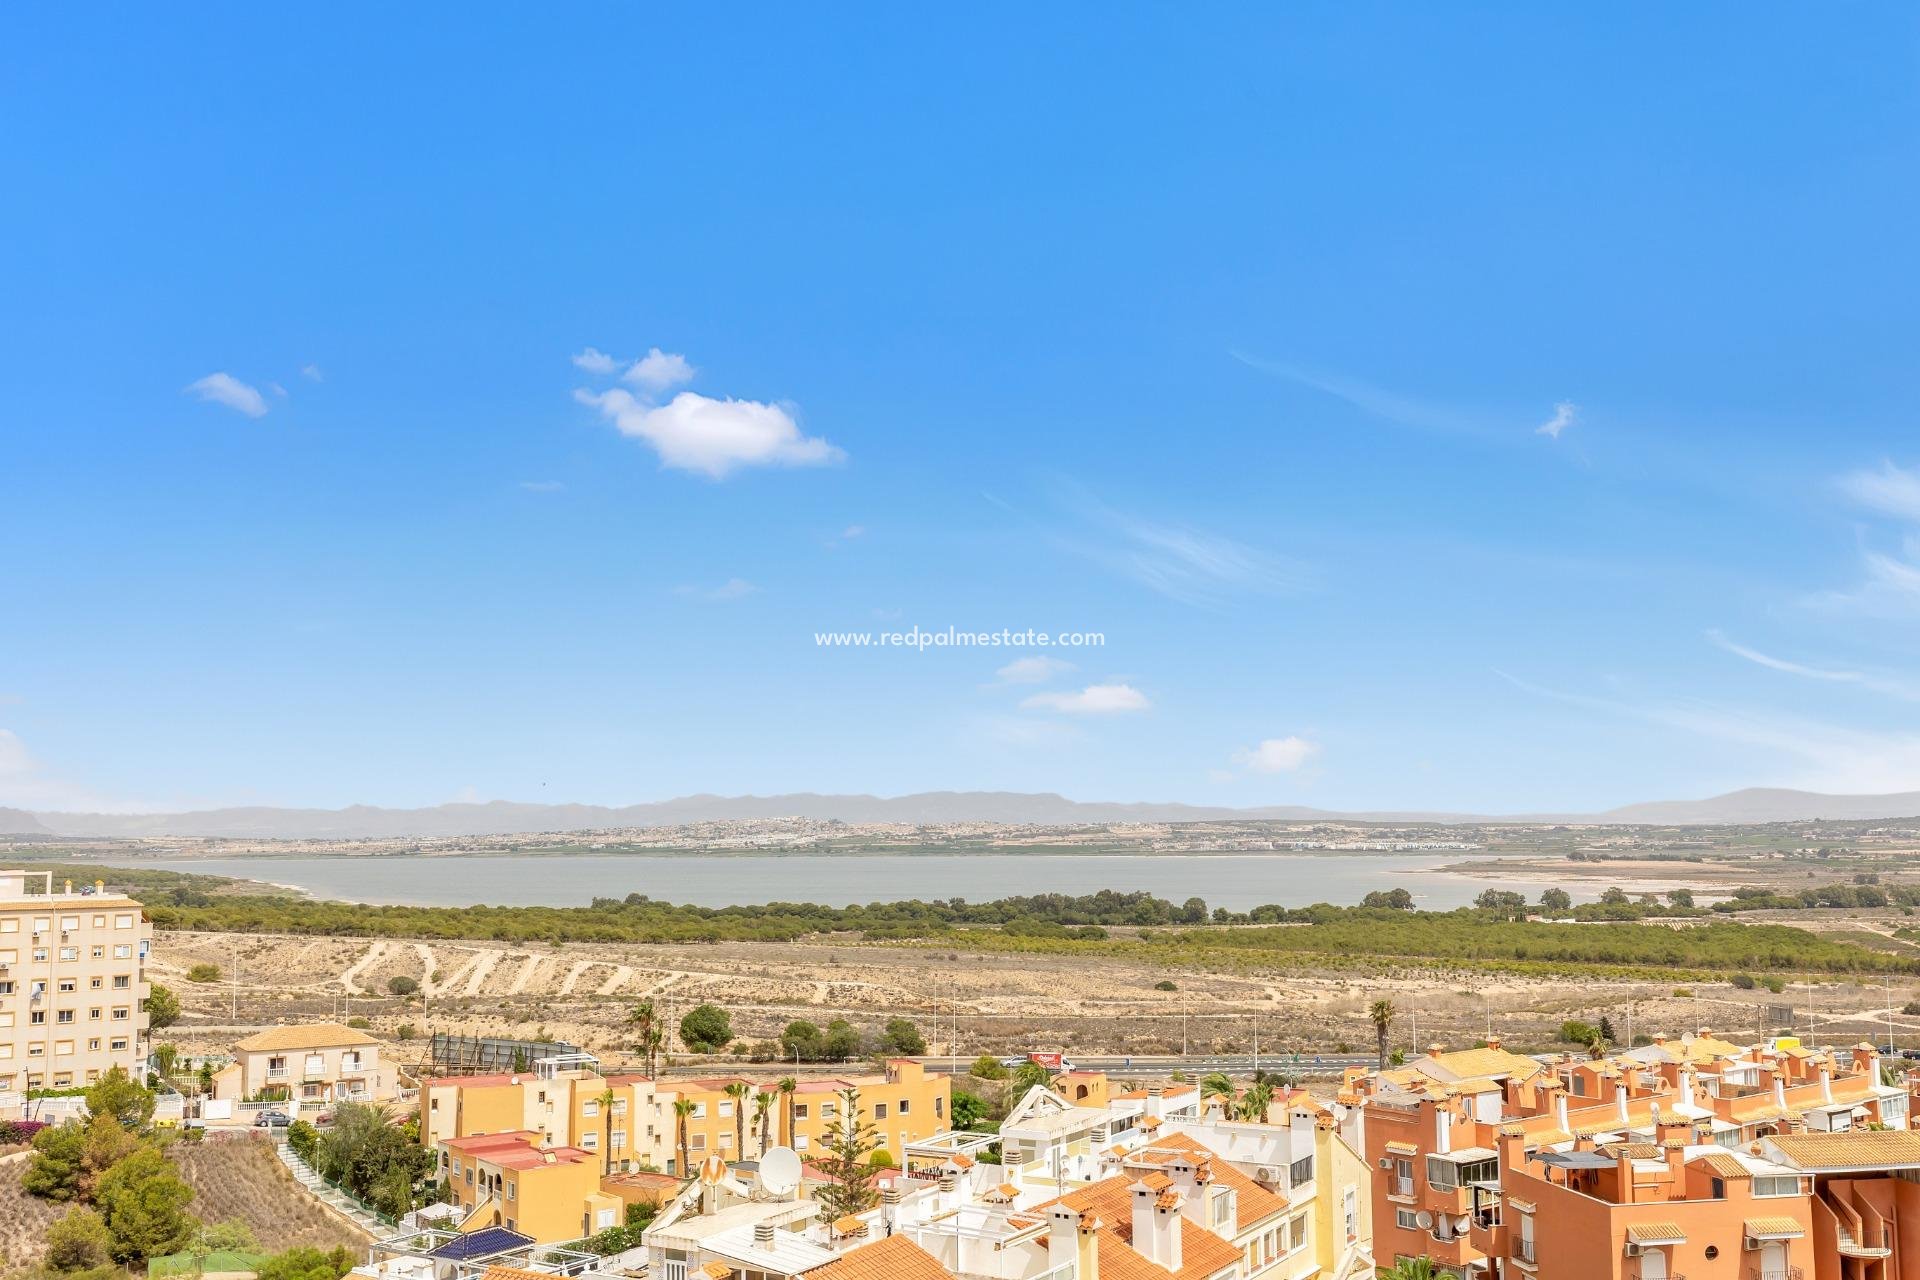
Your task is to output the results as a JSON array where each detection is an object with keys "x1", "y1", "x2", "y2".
[
  {"x1": 254, "y1": 1110, "x2": 292, "y2": 1128},
  {"x1": 1900, "y1": 1048, "x2": 1920, "y2": 1061}
]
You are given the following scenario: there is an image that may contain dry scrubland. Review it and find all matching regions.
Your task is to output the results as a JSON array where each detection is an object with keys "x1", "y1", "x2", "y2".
[
  {"x1": 0, "y1": 1138, "x2": 368, "y2": 1271},
  {"x1": 149, "y1": 920, "x2": 1920, "y2": 1068}
]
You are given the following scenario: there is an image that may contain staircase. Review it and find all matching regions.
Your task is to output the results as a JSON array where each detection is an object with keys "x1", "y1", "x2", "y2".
[
  {"x1": 276, "y1": 1138, "x2": 389, "y2": 1236},
  {"x1": 1834, "y1": 1223, "x2": 1891, "y2": 1260}
]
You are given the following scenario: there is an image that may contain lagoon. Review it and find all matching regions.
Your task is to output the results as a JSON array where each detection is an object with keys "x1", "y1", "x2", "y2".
[{"x1": 94, "y1": 850, "x2": 1603, "y2": 912}]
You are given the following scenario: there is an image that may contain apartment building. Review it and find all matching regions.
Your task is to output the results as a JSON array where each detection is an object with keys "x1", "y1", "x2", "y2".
[
  {"x1": 440, "y1": 1129, "x2": 625, "y2": 1243},
  {"x1": 0, "y1": 870, "x2": 152, "y2": 1105},
  {"x1": 211, "y1": 1021, "x2": 399, "y2": 1104},
  {"x1": 421, "y1": 1054, "x2": 950, "y2": 1178},
  {"x1": 1347, "y1": 1030, "x2": 1916, "y2": 1280}
]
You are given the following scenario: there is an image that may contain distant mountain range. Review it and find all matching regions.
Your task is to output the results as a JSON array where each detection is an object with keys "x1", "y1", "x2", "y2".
[{"x1": 3, "y1": 786, "x2": 1919, "y2": 840}]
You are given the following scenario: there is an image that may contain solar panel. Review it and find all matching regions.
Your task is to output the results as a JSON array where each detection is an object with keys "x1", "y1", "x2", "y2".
[{"x1": 430, "y1": 1228, "x2": 535, "y2": 1260}]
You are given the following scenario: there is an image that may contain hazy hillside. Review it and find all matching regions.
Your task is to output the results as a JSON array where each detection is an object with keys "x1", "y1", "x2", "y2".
[{"x1": 17, "y1": 785, "x2": 1920, "y2": 839}]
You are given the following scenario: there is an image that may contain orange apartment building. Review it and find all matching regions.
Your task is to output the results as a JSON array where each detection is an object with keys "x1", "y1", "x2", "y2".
[{"x1": 1350, "y1": 1032, "x2": 1906, "y2": 1280}]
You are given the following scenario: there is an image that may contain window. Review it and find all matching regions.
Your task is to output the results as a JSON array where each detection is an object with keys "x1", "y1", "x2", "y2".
[
  {"x1": 583, "y1": 1100, "x2": 599, "y2": 1117},
  {"x1": 1289, "y1": 1153, "x2": 1314, "y2": 1186},
  {"x1": 1754, "y1": 1176, "x2": 1799, "y2": 1198},
  {"x1": 90, "y1": 947, "x2": 104, "y2": 959},
  {"x1": 111, "y1": 1007, "x2": 129, "y2": 1021},
  {"x1": 115, "y1": 914, "x2": 134, "y2": 929},
  {"x1": 899, "y1": 1099, "x2": 910, "y2": 1114},
  {"x1": 110, "y1": 1039, "x2": 128, "y2": 1051},
  {"x1": 89, "y1": 977, "x2": 102, "y2": 989},
  {"x1": 56, "y1": 1010, "x2": 73, "y2": 1024},
  {"x1": 1455, "y1": 1156, "x2": 1497, "y2": 1186},
  {"x1": 1427, "y1": 1156, "x2": 1458, "y2": 1192},
  {"x1": 506, "y1": 1183, "x2": 515, "y2": 1200},
  {"x1": 57, "y1": 979, "x2": 76, "y2": 993},
  {"x1": 794, "y1": 1135, "x2": 809, "y2": 1151},
  {"x1": 793, "y1": 1104, "x2": 810, "y2": 1120},
  {"x1": 1397, "y1": 1210, "x2": 1420, "y2": 1230},
  {"x1": 112, "y1": 975, "x2": 130, "y2": 989},
  {"x1": 873, "y1": 1103, "x2": 888, "y2": 1120},
  {"x1": 113, "y1": 945, "x2": 131, "y2": 959}
]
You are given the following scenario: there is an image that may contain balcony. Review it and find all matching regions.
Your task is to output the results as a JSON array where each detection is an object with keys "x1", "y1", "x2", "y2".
[{"x1": 1747, "y1": 1269, "x2": 1802, "y2": 1280}]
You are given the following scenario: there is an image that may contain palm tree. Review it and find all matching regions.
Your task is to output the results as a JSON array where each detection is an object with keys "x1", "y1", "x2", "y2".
[
  {"x1": 753, "y1": 1089, "x2": 775, "y2": 1155},
  {"x1": 724, "y1": 1081, "x2": 751, "y2": 1159},
  {"x1": 1200, "y1": 1072, "x2": 1236, "y2": 1118},
  {"x1": 778, "y1": 1076, "x2": 798, "y2": 1146},
  {"x1": 1238, "y1": 1081, "x2": 1275, "y2": 1123},
  {"x1": 598, "y1": 1088, "x2": 616, "y2": 1174},
  {"x1": 1369, "y1": 999, "x2": 1396, "y2": 1070},
  {"x1": 673, "y1": 1098, "x2": 696, "y2": 1177},
  {"x1": 1382, "y1": 1258, "x2": 1439, "y2": 1280},
  {"x1": 629, "y1": 1000, "x2": 666, "y2": 1079},
  {"x1": 1009, "y1": 1061, "x2": 1051, "y2": 1107}
]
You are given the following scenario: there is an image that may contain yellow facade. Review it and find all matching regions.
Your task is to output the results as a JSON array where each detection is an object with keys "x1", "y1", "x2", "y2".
[{"x1": 441, "y1": 1129, "x2": 623, "y2": 1243}]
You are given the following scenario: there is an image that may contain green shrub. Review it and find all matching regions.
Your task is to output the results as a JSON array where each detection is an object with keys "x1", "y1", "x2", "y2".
[{"x1": 185, "y1": 964, "x2": 221, "y2": 984}]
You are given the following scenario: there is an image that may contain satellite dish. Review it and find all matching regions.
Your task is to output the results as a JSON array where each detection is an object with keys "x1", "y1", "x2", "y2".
[
  {"x1": 761, "y1": 1146, "x2": 802, "y2": 1196},
  {"x1": 1415, "y1": 1211, "x2": 1434, "y2": 1230},
  {"x1": 1456, "y1": 1215, "x2": 1473, "y2": 1235}
]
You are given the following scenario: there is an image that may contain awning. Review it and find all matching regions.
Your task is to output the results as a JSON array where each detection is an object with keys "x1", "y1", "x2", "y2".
[
  {"x1": 1436, "y1": 1146, "x2": 1498, "y2": 1163},
  {"x1": 1385, "y1": 1141, "x2": 1420, "y2": 1156},
  {"x1": 1745, "y1": 1218, "x2": 1807, "y2": 1241},
  {"x1": 1535, "y1": 1151, "x2": 1617, "y2": 1171},
  {"x1": 1626, "y1": 1223, "x2": 1687, "y2": 1246}
]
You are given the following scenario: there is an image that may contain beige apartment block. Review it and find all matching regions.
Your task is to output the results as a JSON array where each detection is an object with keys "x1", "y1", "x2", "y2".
[
  {"x1": 0, "y1": 869, "x2": 154, "y2": 1107},
  {"x1": 211, "y1": 1022, "x2": 400, "y2": 1104}
]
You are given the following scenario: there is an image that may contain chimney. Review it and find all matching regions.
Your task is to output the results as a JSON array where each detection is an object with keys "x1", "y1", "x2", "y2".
[
  {"x1": 1048, "y1": 1205, "x2": 1079, "y2": 1270},
  {"x1": 1615, "y1": 1081, "x2": 1631, "y2": 1125},
  {"x1": 1486, "y1": 1034, "x2": 1502, "y2": 1051},
  {"x1": 1554, "y1": 1091, "x2": 1570, "y2": 1134},
  {"x1": 1146, "y1": 1084, "x2": 1166, "y2": 1121},
  {"x1": 1130, "y1": 1182, "x2": 1183, "y2": 1272},
  {"x1": 1614, "y1": 1147, "x2": 1637, "y2": 1205},
  {"x1": 1818, "y1": 1059, "x2": 1835, "y2": 1105},
  {"x1": 754, "y1": 1222, "x2": 776, "y2": 1251},
  {"x1": 1077, "y1": 1210, "x2": 1103, "y2": 1280},
  {"x1": 1497, "y1": 1125, "x2": 1525, "y2": 1175},
  {"x1": 1428, "y1": 1043, "x2": 1445, "y2": 1058},
  {"x1": 1435, "y1": 1106, "x2": 1453, "y2": 1155},
  {"x1": 1654, "y1": 1105, "x2": 1687, "y2": 1180}
]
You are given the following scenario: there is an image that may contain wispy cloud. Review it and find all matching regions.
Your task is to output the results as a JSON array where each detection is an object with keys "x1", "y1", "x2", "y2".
[
  {"x1": 1055, "y1": 490, "x2": 1305, "y2": 608},
  {"x1": 1839, "y1": 461, "x2": 1920, "y2": 522},
  {"x1": 1709, "y1": 630, "x2": 1920, "y2": 701},
  {"x1": 1230, "y1": 349, "x2": 1485, "y2": 434},
  {"x1": 1499, "y1": 669, "x2": 1920, "y2": 794},
  {"x1": 1021, "y1": 682, "x2": 1150, "y2": 714},
  {"x1": 994, "y1": 656, "x2": 1075, "y2": 685},
  {"x1": 825, "y1": 524, "x2": 866, "y2": 549},
  {"x1": 300, "y1": 363, "x2": 324, "y2": 382},
  {"x1": 675, "y1": 577, "x2": 758, "y2": 602},
  {"x1": 1233, "y1": 735, "x2": 1322, "y2": 774},
  {"x1": 571, "y1": 347, "x2": 619, "y2": 375},
  {"x1": 185, "y1": 372, "x2": 269, "y2": 419},
  {"x1": 624, "y1": 348, "x2": 697, "y2": 392},
  {"x1": 1536, "y1": 401, "x2": 1577, "y2": 439}
]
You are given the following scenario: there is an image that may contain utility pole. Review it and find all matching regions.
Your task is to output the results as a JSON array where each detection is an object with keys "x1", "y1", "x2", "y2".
[{"x1": 230, "y1": 939, "x2": 239, "y2": 1022}]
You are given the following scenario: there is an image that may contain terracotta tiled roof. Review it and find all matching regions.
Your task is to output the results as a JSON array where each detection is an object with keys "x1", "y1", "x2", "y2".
[
  {"x1": 1625, "y1": 1222, "x2": 1688, "y2": 1245},
  {"x1": 1691, "y1": 1152, "x2": 1750, "y2": 1179},
  {"x1": 802, "y1": 1236, "x2": 950, "y2": 1280},
  {"x1": 478, "y1": 1267, "x2": 551, "y2": 1280},
  {"x1": 1142, "y1": 1132, "x2": 1290, "y2": 1230},
  {"x1": 232, "y1": 1021, "x2": 379, "y2": 1052},
  {"x1": 1044, "y1": 1176, "x2": 1243, "y2": 1280},
  {"x1": 1768, "y1": 1130, "x2": 1920, "y2": 1170}
]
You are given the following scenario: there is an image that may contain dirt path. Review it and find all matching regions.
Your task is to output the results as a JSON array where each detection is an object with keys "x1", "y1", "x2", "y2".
[
  {"x1": 339, "y1": 941, "x2": 387, "y2": 995},
  {"x1": 594, "y1": 964, "x2": 634, "y2": 996},
  {"x1": 508, "y1": 954, "x2": 545, "y2": 995}
]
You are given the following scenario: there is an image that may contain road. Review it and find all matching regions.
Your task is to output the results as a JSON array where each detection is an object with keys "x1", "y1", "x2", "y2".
[{"x1": 914, "y1": 1053, "x2": 1379, "y2": 1078}]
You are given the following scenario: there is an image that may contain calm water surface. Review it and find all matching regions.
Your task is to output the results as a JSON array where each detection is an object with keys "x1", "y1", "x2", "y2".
[{"x1": 96, "y1": 851, "x2": 1598, "y2": 912}]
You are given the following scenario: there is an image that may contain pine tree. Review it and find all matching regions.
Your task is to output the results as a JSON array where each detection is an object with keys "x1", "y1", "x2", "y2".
[{"x1": 813, "y1": 1087, "x2": 880, "y2": 1219}]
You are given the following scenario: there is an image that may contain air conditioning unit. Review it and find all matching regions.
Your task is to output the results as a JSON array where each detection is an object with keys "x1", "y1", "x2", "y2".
[
  {"x1": 1743, "y1": 1236, "x2": 1763, "y2": 1252},
  {"x1": 1623, "y1": 1243, "x2": 1646, "y2": 1258},
  {"x1": 1255, "y1": 1166, "x2": 1282, "y2": 1183},
  {"x1": 1378, "y1": 1158, "x2": 1393, "y2": 1169}
]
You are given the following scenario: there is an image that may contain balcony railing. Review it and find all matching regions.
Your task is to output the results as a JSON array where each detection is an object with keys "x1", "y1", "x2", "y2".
[
  {"x1": 1513, "y1": 1241, "x2": 1536, "y2": 1265},
  {"x1": 1748, "y1": 1269, "x2": 1802, "y2": 1280}
]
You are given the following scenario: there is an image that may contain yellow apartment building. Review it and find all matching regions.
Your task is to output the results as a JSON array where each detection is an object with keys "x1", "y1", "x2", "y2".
[
  {"x1": 439, "y1": 1128, "x2": 624, "y2": 1243},
  {"x1": 0, "y1": 870, "x2": 153, "y2": 1104},
  {"x1": 421, "y1": 1055, "x2": 949, "y2": 1177}
]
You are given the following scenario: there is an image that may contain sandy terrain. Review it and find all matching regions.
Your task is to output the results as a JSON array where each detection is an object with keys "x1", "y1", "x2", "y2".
[{"x1": 148, "y1": 925, "x2": 1920, "y2": 1071}]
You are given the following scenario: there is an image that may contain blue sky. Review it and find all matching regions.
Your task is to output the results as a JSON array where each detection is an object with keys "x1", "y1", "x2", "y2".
[{"x1": 4, "y1": 5, "x2": 1919, "y2": 815}]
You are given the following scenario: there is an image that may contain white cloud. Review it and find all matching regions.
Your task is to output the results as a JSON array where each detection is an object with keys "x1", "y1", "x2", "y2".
[
  {"x1": 571, "y1": 347, "x2": 619, "y2": 375},
  {"x1": 624, "y1": 348, "x2": 697, "y2": 391},
  {"x1": 995, "y1": 656, "x2": 1075, "y2": 685},
  {"x1": 269, "y1": 381, "x2": 289, "y2": 398},
  {"x1": 1235, "y1": 735, "x2": 1322, "y2": 773},
  {"x1": 675, "y1": 577, "x2": 758, "y2": 602},
  {"x1": 577, "y1": 387, "x2": 844, "y2": 479},
  {"x1": 1535, "y1": 401, "x2": 1577, "y2": 439},
  {"x1": 1839, "y1": 461, "x2": 1920, "y2": 522},
  {"x1": 825, "y1": 524, "x2": 866, "y2": 549},
  {"x1": 0, "y1": 729, "x2": 29, "y2": 776},
  {"x1": 185, "y1": 372, "x2": 269, "y2": 419},
  {"x1": 519, "y1": 480, "x2": 565, "y2": 493},
  {"x1": 1021, "y1": 683, "x2": 1150, "y2": 714},
  {"x1": 300, "y1": 363, "x2": 324, "y2": 382}
]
